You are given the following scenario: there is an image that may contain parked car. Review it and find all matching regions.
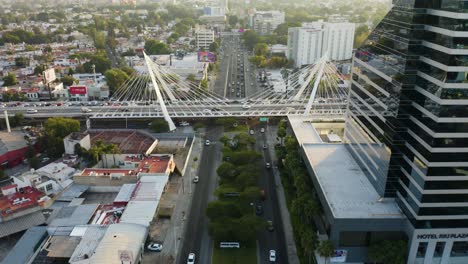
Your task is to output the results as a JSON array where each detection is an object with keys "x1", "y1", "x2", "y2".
[
  {"x1": 187, "y1": 253, "x2": 195, "y2": 264},
  {"x1": 41, "y1": 157, "x2": 50, "y2": 163},
  {"x1": 147, "y1": 242, "x2": 163, "y2": 252}
]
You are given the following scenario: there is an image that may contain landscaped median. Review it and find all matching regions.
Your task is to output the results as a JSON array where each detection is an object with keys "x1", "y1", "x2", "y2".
[{"x1": 212, "y1": 244, "x2": 257, "y2": 264}]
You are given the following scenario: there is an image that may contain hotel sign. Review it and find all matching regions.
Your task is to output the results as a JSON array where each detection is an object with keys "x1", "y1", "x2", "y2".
[{"x1": 417, "y1": 233, "x2": 468, "y2": 240}]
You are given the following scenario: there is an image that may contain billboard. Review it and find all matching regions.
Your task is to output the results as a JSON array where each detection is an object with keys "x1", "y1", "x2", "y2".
[
  {"x1": 197, "y1": 51, "x2": 217, "y2": 63},
  {"x1": 69, "y1": 86, "x2": 87, "y2": 95},
  {"x1": 43, "y1": 68, "x2": 56, "y2": 84}
]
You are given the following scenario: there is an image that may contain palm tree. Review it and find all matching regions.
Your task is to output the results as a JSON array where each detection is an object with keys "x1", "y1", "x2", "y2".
[{"x1": 317, "y1": 240, "x2": 334, "y2": 264}]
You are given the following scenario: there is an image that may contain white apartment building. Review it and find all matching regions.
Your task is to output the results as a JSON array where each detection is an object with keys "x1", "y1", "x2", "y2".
[
  {"x1": 196, "y1": 29, "x2": 215, "y2": 50},
  {"x1": 287, "y1": 19, "x2": 355, "y2": 67},
  {"x1": 250, "y1": 10, "x2": 285, "y2": 35}
]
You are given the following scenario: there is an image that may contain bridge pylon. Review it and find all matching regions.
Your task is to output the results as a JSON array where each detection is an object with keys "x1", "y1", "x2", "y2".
[{"x1": 143, "y1": 52, "x2": 176, "y2": 131}]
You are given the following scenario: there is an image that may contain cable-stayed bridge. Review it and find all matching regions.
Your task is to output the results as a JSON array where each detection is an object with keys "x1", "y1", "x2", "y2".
[{"x1": 3, "y1": 53, "x2": 349, "y2": 130}]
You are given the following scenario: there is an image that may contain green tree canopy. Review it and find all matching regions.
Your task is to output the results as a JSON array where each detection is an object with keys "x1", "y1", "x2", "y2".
[
  {"x1": 60, "y1": 75, "x2": 78, "y2": 86},
  {"x1": 45, "y1": 117, "x2": 80, "y2": 138},
  {"x1": 209, "y1": 41, "x2": 219, "y2": 52},
  {"x1": 144, "y1": 39, "x2": 170, "y2": 55},
  {"x1": 206, "y1": 200, "x2": 242, "y2": 221},
  {"x1": 15, "y1": 56, "x2": 29, "y2": 67},
  {"x1": 149, "y1": 119, "x2": 169, "y2": 133},
  {"x1": 254, "y1": 43, "x2": 269, "y2": 56},
  {"x1": 249, "y1": 55, "x2": 267, "y2": 68},
  {"x1": 2, "y1": 73, "x2": 18, "y2": 86},
  {"x1": 104, "y1": 68, "x2": 130, "y2": 94},
  {"x1": 242, "y1": 30, "x2": 261, "y2": 50}
]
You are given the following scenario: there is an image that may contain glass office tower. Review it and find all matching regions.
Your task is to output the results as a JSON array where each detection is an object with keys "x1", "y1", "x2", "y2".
[{"x1": 345, "y1": 0, "x2": 468, "y2": 262}]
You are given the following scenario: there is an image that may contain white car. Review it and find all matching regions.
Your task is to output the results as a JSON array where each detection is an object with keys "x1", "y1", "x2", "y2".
[
  {"x1": 193, "y1": 176, "x2": 199, "y2": 183},
  {"x1": 260, "y1": 128, "x2": 265, "y2": 133},
  {"x1": 249, "y1": 129, "x2": 254, "y2": 135},
  {"x1": 26, "y1": 109, "x2": 38, "y2": 114},
  {"x1": 81, "y1": 107, "x2": 92, "y2": 113},
  {"x1": 265, "y1": 162, "x2": 271, "y2": 169},
  {"x1": 242, "y1": 105, "x2": 251, "y2": 109},
  {"x1": 269, "y1": 250, "x2": 276, "y2": 262},
  {"x1": 147, "y1": 242, "x2": 163, "y2": 252},
  {"x1": 203, "y1": 109, "x2": 212, "y2": 113},
  {"x1": 205, "y1": 140, "x2": 211, "y2": 146},
  {"x1": 187, "y1": 253, "x2": 195, "y2": 264},
  {"x1": 179, "y1": 121, "x2": 190, "y2": 127}
]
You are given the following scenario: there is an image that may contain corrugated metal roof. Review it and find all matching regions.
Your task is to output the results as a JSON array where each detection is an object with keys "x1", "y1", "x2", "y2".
[
  {"x1": 0, "y1": 210, "x2": 46, "y2": 238},
  {"x1": 132, "y1": 175, "x2": 167, "y2": 201},
  {"x1": 69, "y1": 225, "x2": 108, "y2": 263},
  {"x1": 49, "y1": 204, "x2": 98, "y2": 227},
  {"x1": 56, "y1": 184, "x2": 89, "y2": 202},
  {"x1": 113, "y1": 184, "x2": 136, "y2": 203},
  {"x1": 70, "y1": 223, "x2": 147, "y2": 264},
  {"x1": 2, "y1": 226, "x2": 47, "y2": 264},
  {"x1": 119, "y1": 201, "x2": 158, "y2": 227}
]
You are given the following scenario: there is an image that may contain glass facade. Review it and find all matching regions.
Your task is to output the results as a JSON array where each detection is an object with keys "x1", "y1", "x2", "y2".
[{"x1": 345, "y1": 0, "x2": 468, "y2": 228}]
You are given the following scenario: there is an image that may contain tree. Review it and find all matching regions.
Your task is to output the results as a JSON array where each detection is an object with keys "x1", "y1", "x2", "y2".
[
  {"x1": 149, "y1": 119, "x2": 169, "y2": 133},
  {"x1": 242, "y1": 30, "x2": 260, "y2": 50},
  {"x1": 318, "y1": 240, "x2": 334, "y2": 264},
  {"x1": 2, "y1": 73, "x2": 18, "y2": 86},
  {"x1": 368, "y1": 240, "x2": 407, "y2": 264},
  {"x1": 60, "y1": 75, "x2": 78, "y2": 86},
  {"x1": 200, "y1": 79, "x2": 208, "y2": 90},
  {"x1": 89, "y1": 140, "x2": 120, "y2": 164},
  {"x1": 249, "y1": 56, "x2": 267, "y2": 68},
  {"x1": 34, "y1": 65, "x2": 45, "y2": 75},
  {"x1": 83, "y1": 53, "x2": 111, "y2": 73},
  {"x1": 254, "y1": 43, "x2": 269, "y2": 56},
  {"x1": 144, "y1": 39, "x2": 170, "y2": 55},
  {"x1": 228, "y1": 15, "x2": 238, "y2": 27},
  {"x1": 216, "y1": 162, "x2": 238, "y2": 180},
  {"x1": 233, "y1": 132, "x2": 256, "y2": 149},
  {"x1": 267, "y1": 56, "x2": 288, "y2": 68},
  {"x1": 302, "y1": 227, "x2": 319, "y2": 263},
  {"x1": 186, "y1": 74, "x2": 196, "y2": 83},
  {"x1": 206, "y1": 201, "x2": 242, "y2": 220},
  {"x1": 15, "y1": 56, "x2": 29, "y2": 67},
  {"x1": 45, "y1": 117, "x2": 80, "y2": 139},
  {"x1": 29, "y1": 156, "x2": 40, "y2": 169},
  {"x1": 209, "y1": 41, "x2": 219, "y2": 52},
  {"x1": 104, "y1": 68, "x2": 130, "y2": 94},
  {"x1": 10, "y1": 113, "x2": 24, "y2": 127},
  {"x1": 277, "y1": 127, "x2": 287, "y2": 146},
  {"x1": 0, "y1": 169, "x2": 7, "y2": 179}
]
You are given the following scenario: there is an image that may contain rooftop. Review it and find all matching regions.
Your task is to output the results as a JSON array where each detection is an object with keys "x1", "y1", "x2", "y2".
[
  {"x1": 89, "y1": 130, "x2": 156, "y2": 154},
  {"x1": 0, "y1": 186, "x2": 45, "y2": 216},
  {"x1": 2, "y1": 226, "x2": 48, "y2": 264},
  {"x1": 0, "y1": 130, "x2": 29, "y2": 156},
  {"x1": 74, "y1": 223, "x2": 148, "y2": 264},
  {"x1": 303, "y1": 143, "x2": 404, "y2": 219},
  {"x1": 80, "y1": 168, "x2": 137, "y2": 177},
  {"x1": 288, "y1": 116, "x2": 323, "y2": 145}
]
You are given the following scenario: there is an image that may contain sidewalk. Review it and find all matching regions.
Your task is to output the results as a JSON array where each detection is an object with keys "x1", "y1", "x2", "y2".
[
  {"x1": 143, "y1": 131, "x2": 204, "y2": 264},
  {"x1": 266, "y1": 125, "x2": 300, "y2": 264}
]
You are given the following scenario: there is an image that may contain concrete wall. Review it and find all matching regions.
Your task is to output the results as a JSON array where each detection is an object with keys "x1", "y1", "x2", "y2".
[{"x1": 73, "y1": 175, "x2": 138, "y2": 186}]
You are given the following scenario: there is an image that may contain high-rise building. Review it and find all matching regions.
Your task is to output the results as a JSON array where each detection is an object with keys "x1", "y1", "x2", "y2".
[
  {"x1": 195, "y1": 29, "x2": 215, "y2": 51},
  {"x1": 345, "y1": 0, "x2": 468, "y2": 263},
  {"x1": 287, "y1": 19, "x2": 355, "y2": 68},
  {"x1": 249, "y1": 10, "x2": 285, "y2": 35}
]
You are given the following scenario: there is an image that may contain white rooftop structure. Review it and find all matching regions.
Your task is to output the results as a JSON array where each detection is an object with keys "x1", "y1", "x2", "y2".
[
  {"x1": 71, "y1": 223, "x2": 147, "y2": 264},
  {"x1": 302, "y1": 143, "x2": 404, "y2": 219}
]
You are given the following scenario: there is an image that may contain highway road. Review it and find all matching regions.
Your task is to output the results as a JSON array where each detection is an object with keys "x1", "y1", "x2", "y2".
[
  {"x1": 253, "y1": 124, "x2": 289, "y2": 264},
  {"x1": 178, "y1": 126, "x2": 223, "y2": 264}
]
